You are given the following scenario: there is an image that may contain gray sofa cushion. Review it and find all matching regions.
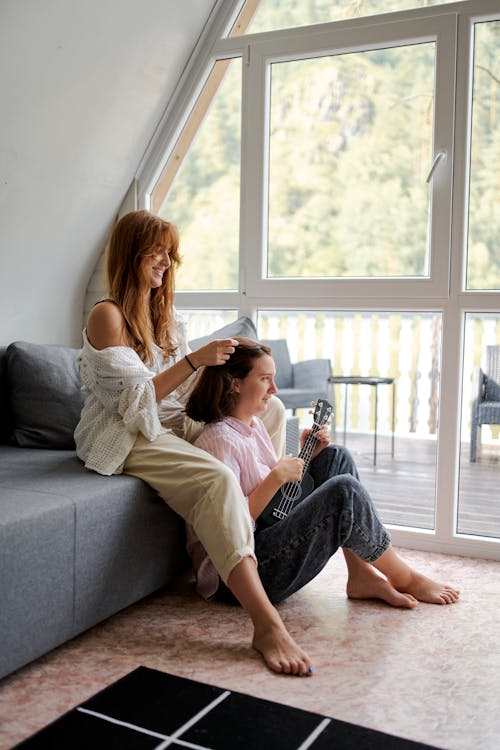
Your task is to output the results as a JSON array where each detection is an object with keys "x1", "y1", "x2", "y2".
[
  {"x1": 189, "y1": 316, "x2": 258, "y2": 350},
  {"x1": 6, "y1": 341, "x2": 84, "y2": 449},
  {"x1": 0, "y1": 444, "x2": 188, "y2": 678},
  {"x1": 0, "y1": 347, "x2": 12, "y2": 444},
  {"x1": 0, "y1": 483, "x2": 75, "y2": 678}
]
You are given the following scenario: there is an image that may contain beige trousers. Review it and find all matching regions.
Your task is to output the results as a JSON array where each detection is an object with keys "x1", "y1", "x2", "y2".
[{"x1": 123, "y1": 396, "x2": 286, "y2": 584}]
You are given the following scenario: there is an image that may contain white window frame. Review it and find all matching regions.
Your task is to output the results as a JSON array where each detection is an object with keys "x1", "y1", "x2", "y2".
[
  {"x1": 137, "y1": 0, "x2": 500, "y2": 561},
  {"x1": 236, "y1": 13, "x2": 456, "y2": 301}
]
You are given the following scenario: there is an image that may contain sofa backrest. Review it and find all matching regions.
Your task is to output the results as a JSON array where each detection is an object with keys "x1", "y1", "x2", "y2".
[
  {"x1": 0, "y1": 316, "x2": 259, "y2": 450},
  {"x1": 188, "y1": 316, "x2": 258, "y2": 350},
  {"x1": 0, "y1": 347, "x2": 13, "y2": 444}
]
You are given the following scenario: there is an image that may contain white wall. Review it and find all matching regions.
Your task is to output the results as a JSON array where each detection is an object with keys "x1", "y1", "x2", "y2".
[{"x1": 0, "y1": 0, "x2": 218, "y2": 346}]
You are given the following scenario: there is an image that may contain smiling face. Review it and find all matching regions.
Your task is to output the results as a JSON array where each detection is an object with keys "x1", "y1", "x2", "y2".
[
  {"x1": 232, "y1": 353, "x2": 278, "y2": 423},
  {"x1": 144, "y1": 244, "x2": 172, "y2": 289}
]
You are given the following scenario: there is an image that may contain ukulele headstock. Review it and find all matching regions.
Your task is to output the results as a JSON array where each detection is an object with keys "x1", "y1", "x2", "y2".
[{"x1": 311, "y1": 399, "x2": 333, "y2": 428}]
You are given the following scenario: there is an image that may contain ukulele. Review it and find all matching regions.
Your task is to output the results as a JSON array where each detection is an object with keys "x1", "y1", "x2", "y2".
[{"x1": 257, "y1": 398, "x2": 333, "y2": 529}]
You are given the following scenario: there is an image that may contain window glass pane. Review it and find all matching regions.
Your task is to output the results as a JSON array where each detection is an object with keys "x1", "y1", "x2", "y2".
[
  {"x1": 244, "y1": 0, "x2": 463, "y2": 35},
  {"x1": 180, "y1": 309, "x2": 240, "y2": 342},
  {"x1": 466, "y1": 21, "x2": 500, "y2": 291},
  {"x1": 152, "y1": 60, "x2": 241, "y2": 292},
  {"x1": 458, "y1": 313, "x2": 500, "y2": 538},
  {"x1": 266, "y1": 44, "x2": 435, "y2": 279},
  {"x1": 257, "y1": 309, "x2": 440, "y2": 529}
]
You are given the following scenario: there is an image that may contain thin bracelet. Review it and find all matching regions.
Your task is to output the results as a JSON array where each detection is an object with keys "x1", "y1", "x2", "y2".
[{"x1": 184, "y1": 354, "x2": 197, "y2": 372}]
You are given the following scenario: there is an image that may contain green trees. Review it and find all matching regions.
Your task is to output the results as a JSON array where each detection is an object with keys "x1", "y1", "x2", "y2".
[
  {"x1": 467, "y1": 21, "x2": 500, "y2": 290},
  {"x1": 163, "y1": 62, "x2": 241, "y2": 291},
  {"x1": 267, "y1": 45, "x2": 434, "y2": 278}
]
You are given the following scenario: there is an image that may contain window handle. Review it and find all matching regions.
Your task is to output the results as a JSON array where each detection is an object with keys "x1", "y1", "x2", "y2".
[{"x1": 426, "y1": 149, "x2": 447, "y2": 183}]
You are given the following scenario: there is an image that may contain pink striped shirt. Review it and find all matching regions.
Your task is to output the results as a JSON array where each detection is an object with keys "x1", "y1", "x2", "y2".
[{"x1": 186, "y1": 416, "x2": 278, "y2": 599}]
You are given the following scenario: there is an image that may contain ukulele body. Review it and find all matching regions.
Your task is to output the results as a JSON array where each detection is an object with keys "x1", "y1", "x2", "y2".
[{"x1": 256, "y1": 471, "x2": 315, "y2": 530}]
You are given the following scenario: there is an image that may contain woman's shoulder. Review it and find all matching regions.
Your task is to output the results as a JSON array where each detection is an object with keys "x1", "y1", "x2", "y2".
[
  {"x1": 87, "y1": 300, "x2": 127, "y2": 350},
  {"x1": 195, "y1": 419, "x2": 232, "y2": 447},
  {"x1": 198, "y1": 419, "x2": 230, "y2": 437}
]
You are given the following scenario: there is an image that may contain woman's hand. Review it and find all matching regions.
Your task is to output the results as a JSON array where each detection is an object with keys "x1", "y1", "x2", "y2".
[
  {"x1": 272, "y1": 455, "x2": 304, "y2": 485},
  {"x1": 249, "y1": 455, "x2": 304, "y2": 520},
  {"x1": 154, "y1": 338, "x2": 239, "y2": 402},
  {"x1": 189, "y1": 338, "x2": 239, "y2": 368},
  {"x1": 300, "y1": 424, "x2": 330, "y2": 460}
]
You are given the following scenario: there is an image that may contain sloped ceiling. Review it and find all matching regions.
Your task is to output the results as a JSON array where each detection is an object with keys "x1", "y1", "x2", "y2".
[{"x1": 0, "y1": 0, "x2": 220, "y2": 345}]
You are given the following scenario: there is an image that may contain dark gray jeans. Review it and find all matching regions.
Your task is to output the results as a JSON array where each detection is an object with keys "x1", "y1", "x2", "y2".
[{"x1": 217, "y1": 445, "x2": 391, "y2": 605}]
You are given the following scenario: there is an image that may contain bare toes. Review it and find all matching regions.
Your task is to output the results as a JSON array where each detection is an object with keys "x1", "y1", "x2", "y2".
[
  {"x1": 404, "y1": 593, "x2": 418, "y2": 607},
  {"x1": 399, "y1": 574, "x2": 461, "y2": 605},
  {"x1": 441, "y1": 588, "x2": 459, "y2": 604},
  {"x1": 253, "y1": 624, "x2": 312, "y2": 676}
]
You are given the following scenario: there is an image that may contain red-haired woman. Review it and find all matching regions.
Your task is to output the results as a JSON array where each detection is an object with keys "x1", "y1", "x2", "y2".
[{"x1": 75, "y1": 210, "x2": 311, "y2": 677}]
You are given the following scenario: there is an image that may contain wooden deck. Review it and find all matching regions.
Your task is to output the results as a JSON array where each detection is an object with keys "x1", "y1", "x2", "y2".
[{"x1": 328, "y1": 431, "x2": 500, "y2": 539}]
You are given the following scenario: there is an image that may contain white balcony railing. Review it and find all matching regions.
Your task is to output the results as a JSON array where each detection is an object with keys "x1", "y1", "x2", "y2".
[{"x1": 183, "y1": 308, "x2": 500, "y2": 445}]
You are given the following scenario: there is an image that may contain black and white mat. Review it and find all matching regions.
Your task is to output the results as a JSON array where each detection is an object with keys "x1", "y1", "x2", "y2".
[{"x1": 14, "y1": 666, "x2": 441, "y2": 749}]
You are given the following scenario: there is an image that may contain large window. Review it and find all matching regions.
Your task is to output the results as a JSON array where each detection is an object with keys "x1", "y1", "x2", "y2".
[
  {"x1": 258, "y1": 309, "x2": 441, "y2": 530},
  {"x1": 458, "y1": 313, "x2": 500, "y2": 537},
  {"x1": 239, "y1": 12, "x2": 455, "y2": 301},
  {"x1": 266, "y1": 43, "x2": 435, "y2": 279},
  {"x1": 182, "y1": 309, "x2": 239, "y2": 340},
  {"x1": 152, "y1": 60, "x2": 242, "y2": 292},
  {"x1": 140, "y1": 0, "x2": 500, "y2": 560},
  {"x1": 466, "y1": 20, "x2": 500, "y2": 291},
  {"x1": 245, "y1": 0, "x2": 467, "y2": 32}
]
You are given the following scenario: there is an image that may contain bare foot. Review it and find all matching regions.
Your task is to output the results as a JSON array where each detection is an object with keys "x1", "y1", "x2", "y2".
[
  {"x1": 252, "y1": 621, "x2": 313, "y2": 676},
  {"x1": 394, "y1": 571, "x2": 460, "y2": 605},
  {"x1": 346, "y1": 565, "x2": 417, "y2": 609}
]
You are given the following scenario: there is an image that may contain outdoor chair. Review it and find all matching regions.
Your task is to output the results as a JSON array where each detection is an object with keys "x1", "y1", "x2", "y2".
[
  {"x1": 470, "y1": 345, "x2": 500, "y2": 461},
  {"x1": 261, "y1": 338, "x2": 332, "y2": 414}
]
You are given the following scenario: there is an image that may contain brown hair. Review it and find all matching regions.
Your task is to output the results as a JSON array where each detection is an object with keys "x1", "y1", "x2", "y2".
[
  {"x1": 106, "y1": 209, "x2": 181, "y2": 364},
  {"x1": 185, "y1": 337, "x2": 272, "y2": 424}
]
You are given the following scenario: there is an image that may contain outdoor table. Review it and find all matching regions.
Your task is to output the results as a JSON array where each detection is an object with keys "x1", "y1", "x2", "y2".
[{"x1": 328, "y1": 376, "x2": 395, "y2": 466}]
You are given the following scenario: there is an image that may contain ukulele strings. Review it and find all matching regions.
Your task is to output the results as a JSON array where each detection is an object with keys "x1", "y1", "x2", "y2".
[
  {"x1": 275, "y1": 423, "x2": 321, "y2": 516},
  {"x1": 277, "y1": 433, "x2": 317, "y2": 515}
]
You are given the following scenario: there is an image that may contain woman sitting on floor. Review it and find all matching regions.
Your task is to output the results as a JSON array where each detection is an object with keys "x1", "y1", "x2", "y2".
[{"x1": 185, "y1": 337, "x2": 460, "y2": 672}]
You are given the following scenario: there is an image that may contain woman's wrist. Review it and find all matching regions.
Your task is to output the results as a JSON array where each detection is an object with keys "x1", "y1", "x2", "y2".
[
  {"x1": 268, "y1": 466, "x2": 285, "y2": 488},
  {"x1": 184, "y1": 353, "x2": 198, "y2": 371}
]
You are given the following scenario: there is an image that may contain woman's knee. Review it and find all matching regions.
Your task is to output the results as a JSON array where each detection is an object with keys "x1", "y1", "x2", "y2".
[
  {"x1": 332, "y1": 444, "x2": 359, "y2": 474},
  {"x1": 195, "y1": 459, "x2": 244, "y2": 506},
  {"x1": 216, "y1": 462, "x2": 242, "y2": 492},
  {"x1": 319, "y1": 473, "x2": 365, "y2": 512},
  {"x1": 311, "y1": 444, "x2": 358, "y2": 482}
]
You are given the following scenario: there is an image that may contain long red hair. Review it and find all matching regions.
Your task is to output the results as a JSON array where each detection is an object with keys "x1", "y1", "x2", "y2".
[{"x1": 106, "y1": 210, "x2": 181, "y2": 364}]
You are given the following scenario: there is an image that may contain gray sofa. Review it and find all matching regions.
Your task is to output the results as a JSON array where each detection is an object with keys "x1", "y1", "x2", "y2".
[{"x1": 0, "y1": 316, "x2": 286, "y2": 680}]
